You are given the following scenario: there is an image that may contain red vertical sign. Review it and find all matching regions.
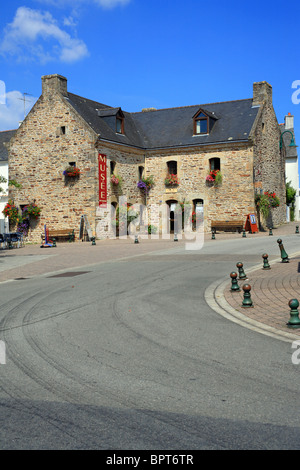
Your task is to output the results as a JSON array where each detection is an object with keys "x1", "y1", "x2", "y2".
[{"x1": 98, "y1": 153, "x2": 107, "y2": 208}]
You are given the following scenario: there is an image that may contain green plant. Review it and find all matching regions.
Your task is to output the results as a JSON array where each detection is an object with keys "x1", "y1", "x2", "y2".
[
  {"x1": 255, "y1": 191, "x2": 280, "y2": 219},
  {"x1": 0, "y1": 176, "x2": 22, "y2": 193},
  {"x1": 63, "y1": 166, "x2": 80, "y2": 177},
  {"x1": 111, "y1": 174, "x2": 122, "y2": 187},
  {"x1": 165, "y1": 174, "x2": 179, "y2": 186},
  {"x1": 137, "y1": 175, "x2": 154, "y2": 193},
  {"x1": 148, "y1": 224, "x2": 157, "y2": 234},
  {"x1": 2, "y1": 200, "x2": 19, "y2": 223},
  {"x1": 206, "y1": 169, "x2": 222, "y2": 186},
  {"x1": 23, "y1": 203, "x2": 41, "y2": 219},
  {"x1": 286, "y1": 181, "x2": 296, "y2": 205}
]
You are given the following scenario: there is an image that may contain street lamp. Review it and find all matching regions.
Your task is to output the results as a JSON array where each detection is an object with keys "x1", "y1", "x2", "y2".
[{"x1": 280, "y1": 130, "x2": 297, "y2": 149}]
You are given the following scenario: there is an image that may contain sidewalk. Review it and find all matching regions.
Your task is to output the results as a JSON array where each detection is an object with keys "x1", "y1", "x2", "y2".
[{"x1": 1, "y1": 221, "x2": 300, "y2": 342}]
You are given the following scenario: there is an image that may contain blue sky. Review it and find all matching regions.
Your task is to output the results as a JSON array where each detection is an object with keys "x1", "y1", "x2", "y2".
[{"x1": 0, "y1": 0, "x2": 300, "y2": 165}]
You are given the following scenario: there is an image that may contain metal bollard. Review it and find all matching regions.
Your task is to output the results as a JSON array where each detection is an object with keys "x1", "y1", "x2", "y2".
[
  {"x1": 242, "y1": 229, "x2": 246, "y2": 238},
  {"x1": 91, "y1": 236, "x2": 96, "y2": 245},
  {"x1": 242, "y1": 284, "x2": 253, "y2": 308},
  {"x1": 262, "y1": 253, "x2": 271, "y2": 270},
  {"x1": 287, "y1": 299, "x2": 300, "y2": 328},
  {"x1": 277, "y1": 239, "x2": 289, "y2": 263},
  {"x1": 134, "y1": 235, "x2": 139, "y2": 244},
  {"x1": 296, "y1": 226, "x2": 299, "y2": 234},
  {"x1": 174, "y1": 233, "x2": 178, "y2": 242},
  {"x1": 230, "y1": 272, "x2": 240, "y2": 291},
  {"x1": 236, "y1": 262, "x2": 247, "y2": 280}
]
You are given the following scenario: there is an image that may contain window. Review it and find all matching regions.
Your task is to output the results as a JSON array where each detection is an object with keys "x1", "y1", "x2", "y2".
[
  {"x1": 116, "y1": 117, "x2": 124, "y2": 134},
  {"x1": 61, "y1": 126, "x2": 66, "y2": 135},
  {"x1": 167, "y1": 160, "x2": 177, "y2": 175},
  {"x1": 209, "y1": 157, "x2": 220, "y2": 171},
  {"x1": 110, "y1": 161, "x2": 116, "y2": 175},
  {"x1": 138, "y1": 166, "x2": 144, "y2": 179},
  {"x1": 194, "y1": 111, "x2": 209, "y2": 135}
]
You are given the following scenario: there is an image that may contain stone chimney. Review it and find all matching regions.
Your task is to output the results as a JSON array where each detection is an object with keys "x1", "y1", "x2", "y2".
[
  {"x1": 41, "y1": 74, "x2": 68, "y2": 97},
  {"x1": 285, "y1": 112, "x2": 294, "y2": 130},
  {"x1": 252, "y1": 81, "x2": 272, "y2": 107}
]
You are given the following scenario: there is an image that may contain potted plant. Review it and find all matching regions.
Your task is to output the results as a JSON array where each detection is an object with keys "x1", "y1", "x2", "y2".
[
  {"x1": 255, "y1": 191, "x2": 280, "y2": 220},
  {"x1": 63, "y1": 166, "x2": 80, "y2": 178},
  {"x1": 206, "y1": 169, "x2": 222, "y2": 186},
  {"x1": 165, "y1": 174, "x2": 179, "y2": 187},
  {"x1": 23, "y1": 203, "x2": 41, "y2": 219},
  {"x1": 2, "y1": 200, "x2": 19, "y2": 224},
  {"x1": 137, "y1": 175, "x2": 154, "y2": 193},
  {"x1": 111, "y1": 174, "x2": 123, "y2": 188}
]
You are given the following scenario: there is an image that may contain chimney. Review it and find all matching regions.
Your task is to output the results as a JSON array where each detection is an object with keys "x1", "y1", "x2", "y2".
[
  {"x1": 284, "y1": 112, "x2": 294, "y2": 130},
  {"x1": 252, "y1": 81, "x2": 272, "y2": 107},
  {"x1": 41, "y1": 74, "x2": 68, "y2": 97}
]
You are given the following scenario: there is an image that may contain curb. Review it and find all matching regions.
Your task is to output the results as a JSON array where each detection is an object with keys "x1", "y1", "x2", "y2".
[{"x1": 204, "y1": 251, "x2": 300, "y2": 344}]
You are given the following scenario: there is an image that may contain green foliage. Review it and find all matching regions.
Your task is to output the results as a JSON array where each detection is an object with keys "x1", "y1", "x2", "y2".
[{"x1": 286, "y1": 181, "x2": 296, "y2": 205}]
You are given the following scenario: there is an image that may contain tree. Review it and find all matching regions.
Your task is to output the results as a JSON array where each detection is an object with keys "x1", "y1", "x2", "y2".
[
  {"x1": 286, "y1": 180, "x2": 297, "y2": 221},
  {"x1": 0, "y1": 177, "x2": 22, "y2": 193}
]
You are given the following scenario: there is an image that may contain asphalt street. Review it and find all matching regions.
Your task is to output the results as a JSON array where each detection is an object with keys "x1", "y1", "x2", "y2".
[{"x1": 1, "y1": 234, "x2": 300, "y2": 450}]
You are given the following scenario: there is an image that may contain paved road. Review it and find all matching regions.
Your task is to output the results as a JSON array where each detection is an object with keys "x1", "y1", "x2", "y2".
[{"x1": 1, "y1": 234, "x2": 300, "y2": 450}]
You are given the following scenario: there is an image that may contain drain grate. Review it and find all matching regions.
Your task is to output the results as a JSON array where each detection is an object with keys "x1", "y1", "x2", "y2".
[{"x1": 48, "y1": 271, "x2": 91, "y2": 278}]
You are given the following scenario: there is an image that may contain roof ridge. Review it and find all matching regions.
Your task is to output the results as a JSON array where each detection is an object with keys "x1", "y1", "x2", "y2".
[
  {"x1": 130, "y1": 98, "x2": 253, "y2": 114},
  {"x1": 67, "y1": 92, "x2": 112, "y2": 109}
]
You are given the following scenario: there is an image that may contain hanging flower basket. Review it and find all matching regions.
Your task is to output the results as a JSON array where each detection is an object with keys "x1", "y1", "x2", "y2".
[
  {"x1": 63, "y1": 166, "x2": 81, "y2": 178},
  {"x1": 206, "y1": 170, "x2": 222, "y2": 186},
  {"x1": 137, "y1": 175, "x2": 154, "y2": 194},
  {"x1": 165, "y1": 174, "x2": 179, "y2": 187},
  {"x1": 2, "y1": 200, "x2": 19, "y2": 223},
  {"x1": 22, "y1": 203, "x2": 41, "y2": 219}
]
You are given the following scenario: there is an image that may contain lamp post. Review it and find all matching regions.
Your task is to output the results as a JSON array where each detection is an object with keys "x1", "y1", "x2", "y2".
[{"x1": 279, "y1": 130, "x2": 297, "y2": 149}]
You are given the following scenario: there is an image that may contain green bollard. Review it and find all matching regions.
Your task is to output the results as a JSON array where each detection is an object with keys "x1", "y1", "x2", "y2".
[
  {"x1": 134, "y1": 235, "x2": 139, "y2": 244},
  {"x1": 174, "y1": 233, "x2": 178, "y2": 242},
  {"x1": 296, "y1": 226, "x2": 299, "y2": 234},
  {"x1": 242, "y1": 229, "x2": 246, "y2": 238},
  {"x1": 91, "y1": 236, "x2": 96, "y2": 246},
  {"x1": 230, "y1": 272, "x2": 240, "y2": 291},
  {"x1": 262, "y1": 253, "x2": 271, "y2": 270},
  {"x1": 242, "y1": 284, "x2": 253, "y2": 308},
  {"x1": 236, "y1": 262, "x2": 247, "y2": 280},
  {"x1": 211, "y1": 230, "x2": 215, "y2": 240},
  {"x1": 277, "y1": 239, "x2": 289, "y2": 263},
  {"x1": 52, "y1": 238, "x2": 56, "y2": 248},
  {"x1": 269, "y1": 227, "x2": 273, "y2": 236},
  {"x1": 287, "y1": 299, "x2": 300, "y2": 328}
]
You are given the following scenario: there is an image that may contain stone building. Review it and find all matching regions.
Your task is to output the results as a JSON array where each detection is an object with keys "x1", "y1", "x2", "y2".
[{"x1": 7, "y1": 74, "x2": 286, "y2": 242}]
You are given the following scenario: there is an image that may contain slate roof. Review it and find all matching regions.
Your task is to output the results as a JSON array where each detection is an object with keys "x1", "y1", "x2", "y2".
[
  {"x1": 0, "y1": 130, "x2": 16, "y2": 161},
  {"x1": 65, "y1": 92, "x2": 260, "y2": 150}
]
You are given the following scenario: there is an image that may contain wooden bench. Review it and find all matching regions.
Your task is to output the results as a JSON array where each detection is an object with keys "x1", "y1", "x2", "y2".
[
  {"x1": 211, "y1": 220, "x2": 244, "y2": 233},
  {"x1": 41, "y1": 229, "x2": 75, "y2": 243}
]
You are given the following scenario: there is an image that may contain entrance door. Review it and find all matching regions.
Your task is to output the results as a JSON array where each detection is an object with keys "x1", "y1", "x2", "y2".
[{"x1": 166, "y1": 200, "x2": 178, "y2": 234}]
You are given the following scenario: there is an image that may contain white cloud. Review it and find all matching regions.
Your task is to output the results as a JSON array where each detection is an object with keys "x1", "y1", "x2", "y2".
[
  {"x1": 0, "y1": 91, "x2": 38, "y2": 132},
  {"x1": 93, "y1": 0, "x2": 131, "y2": 8},
  {"x1": 35, "y1": 0, "x2": 131, "y2": 8},
  {"x1": 0, "y1": 7, "x2": 89, "y2": 64}
]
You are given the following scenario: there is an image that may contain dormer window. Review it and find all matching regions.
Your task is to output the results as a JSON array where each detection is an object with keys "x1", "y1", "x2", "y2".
[
  {"x1": 116, "y1": 116, "x2": 124, "y2": 134},
  {"x1": 194, "y1": 112, "x2": 208, "y2": 135}
]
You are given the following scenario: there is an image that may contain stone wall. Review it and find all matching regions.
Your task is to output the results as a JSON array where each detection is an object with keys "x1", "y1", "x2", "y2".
[
  {"x1": 252, "y1": 82, "x2": 287, "y2": 228},
  {"x1": 8, "y1": 91, "x2": 98, "y2": 243},
  {"x1": 145, "y1": 144, "x2": 254, "y2": 232}
]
